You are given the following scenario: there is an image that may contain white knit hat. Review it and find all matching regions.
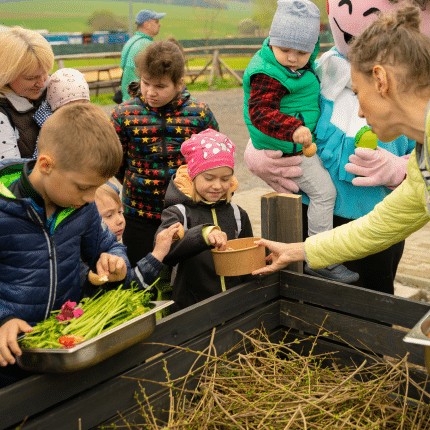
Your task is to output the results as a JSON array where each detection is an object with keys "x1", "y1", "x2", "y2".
[
  {"x1": 269, "y1": 0, "x2": 320, "y2": 53},
  {"x1": 46, "y1": 68, "x2": 90, "y2": 111}
]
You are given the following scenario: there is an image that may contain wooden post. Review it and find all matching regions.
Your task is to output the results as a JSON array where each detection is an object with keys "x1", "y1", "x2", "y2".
[
  {"x1": 261, "y1": 193, "x2": 303, "y2": 273},
  {"x1": 208, "y1": 49, "x2": 221, "y2": 87},
  {"x1": 56, "y1": 59, "x2": 65, "y2": 70}
]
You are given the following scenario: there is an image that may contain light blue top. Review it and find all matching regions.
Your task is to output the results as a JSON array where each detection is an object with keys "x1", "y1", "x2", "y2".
[{"x1": 301, "y1": 48, "x2": 415, "y2": 220}]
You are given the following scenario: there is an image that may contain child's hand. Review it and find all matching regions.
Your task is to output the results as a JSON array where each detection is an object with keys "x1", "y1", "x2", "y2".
[
  {"x1": 207, "y1": 229, "x2": 228, "y2": 251},
  {"x1": 0, "y1": 318, "x2": 33, "y2": 366},
  {"x1": 292, "y1": 126, "x2": 313, "y2": 147},
  {"x1": 152, "y1": 222, "x2": 183, "y2": 262},
  {"x1": 92, "y1": 253, "x2": 127, "y2": 284}
]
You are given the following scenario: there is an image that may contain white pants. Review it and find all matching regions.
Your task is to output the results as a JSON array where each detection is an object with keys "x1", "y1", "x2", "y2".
[{"x1": 291, "y1": 154, "x2": 337, "y2": 236}]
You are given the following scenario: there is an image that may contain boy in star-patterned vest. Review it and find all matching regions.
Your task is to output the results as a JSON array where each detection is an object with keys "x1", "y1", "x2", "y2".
[{"x1": 111, "y1": 40, "x2": 219, "y2": 266}]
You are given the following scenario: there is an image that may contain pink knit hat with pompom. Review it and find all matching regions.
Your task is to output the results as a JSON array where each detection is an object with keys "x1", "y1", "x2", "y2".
[{"x1": 181, "y1": 129, "x2": 235, "y2": 180}]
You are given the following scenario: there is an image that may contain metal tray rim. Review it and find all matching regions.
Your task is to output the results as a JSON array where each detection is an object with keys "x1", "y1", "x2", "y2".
[
  {"x1": 403, "y1": 308, "x2": 430, "y2": 346},
  {"x1": 19, "y1": 300, "x2": 174, "y2": 354}
]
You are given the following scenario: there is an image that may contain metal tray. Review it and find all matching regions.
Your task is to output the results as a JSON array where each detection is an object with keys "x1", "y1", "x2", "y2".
[
  {"x1": 16, "y1": 300, "x2": 174, "y2": 373},
  {"x1": 403, "y1": 308, "x2": 430, "y2": 374},
  {"x1": 403, "y1": 308, "x2": 430, "y2": 347}
]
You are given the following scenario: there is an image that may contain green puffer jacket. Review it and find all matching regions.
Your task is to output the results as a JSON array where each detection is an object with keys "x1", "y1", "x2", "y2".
[{"x1": 304, "y1": 107, "x2": 430, "y2": 268}]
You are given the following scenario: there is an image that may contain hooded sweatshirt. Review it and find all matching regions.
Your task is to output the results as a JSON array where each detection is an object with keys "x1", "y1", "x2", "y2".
[{"x1": 155, "y1": 165, "x2": 253, "y2": 313}]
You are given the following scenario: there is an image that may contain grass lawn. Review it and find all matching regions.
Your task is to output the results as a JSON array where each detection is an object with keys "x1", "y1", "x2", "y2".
[{"x1": 0, "y1": 1, "x2": 252, "y2": 38}]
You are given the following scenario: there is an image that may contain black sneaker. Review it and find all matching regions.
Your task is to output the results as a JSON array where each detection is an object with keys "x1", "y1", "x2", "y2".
[{"x1": 304, "y1": 263, "x2": 359, "y2": 284}]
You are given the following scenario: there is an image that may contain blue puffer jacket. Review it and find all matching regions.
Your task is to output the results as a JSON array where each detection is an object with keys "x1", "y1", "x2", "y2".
[{"x1": 0, "y1": 160, "x2": 131, "y2": 326}]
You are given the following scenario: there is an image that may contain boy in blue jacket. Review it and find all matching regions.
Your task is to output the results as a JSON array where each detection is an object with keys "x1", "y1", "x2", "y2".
[{"x1": 0, "y1": 103, "x2": 131, "y2": 377}]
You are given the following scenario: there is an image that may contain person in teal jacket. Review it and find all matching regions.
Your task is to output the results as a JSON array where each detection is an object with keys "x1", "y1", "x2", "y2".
[
  {"x1": 243, "y1": 0, "x2": 358, "y2": 284},
  {"x1": 120, "y1": 9, "x2": 165, "y2": 102}
]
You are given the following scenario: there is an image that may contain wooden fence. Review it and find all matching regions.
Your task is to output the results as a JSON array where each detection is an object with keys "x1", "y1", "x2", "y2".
[{"x1": 55, "y1": 43, "x2": 334, "y2": 93}]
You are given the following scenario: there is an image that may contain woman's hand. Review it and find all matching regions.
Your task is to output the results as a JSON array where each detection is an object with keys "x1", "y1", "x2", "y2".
[
  {"x1": 345, "y1": 147, "x2": 409, "y2": 189},
  {"x1": 252, "y1": 239, "x2": 305, "y2": 275},
  {"x1": 243, "y1": 139, "x2": 302, "y2": 194}
]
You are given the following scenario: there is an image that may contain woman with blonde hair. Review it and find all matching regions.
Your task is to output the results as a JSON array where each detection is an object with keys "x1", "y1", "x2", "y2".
[
  {"x1": 251, "y1": 4, "x2": 430, "y2": 278},
  {"x1": 0, "y1": 26, "x2": 54, "y2": 160}
]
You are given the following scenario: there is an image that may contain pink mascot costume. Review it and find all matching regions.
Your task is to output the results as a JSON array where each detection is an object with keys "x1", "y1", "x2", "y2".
[{"x1": 244, "y1": 0, "x2": 430, "y2": 294}]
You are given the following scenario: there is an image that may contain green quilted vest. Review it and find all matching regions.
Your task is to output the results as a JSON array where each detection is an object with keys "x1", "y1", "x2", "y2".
[{"x1": 243, "y1": 37, "x2": 320, "y2": 152}]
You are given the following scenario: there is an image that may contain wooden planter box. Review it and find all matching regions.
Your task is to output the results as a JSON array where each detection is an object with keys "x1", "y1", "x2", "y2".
[{"x1": 1, "y1": 271, "x2": 430, "y2": 430}]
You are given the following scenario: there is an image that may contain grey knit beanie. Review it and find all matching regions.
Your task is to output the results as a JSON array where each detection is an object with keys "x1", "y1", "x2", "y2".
[{"x1": 269, "y1": 0, "x2": 320, "y2": 53}]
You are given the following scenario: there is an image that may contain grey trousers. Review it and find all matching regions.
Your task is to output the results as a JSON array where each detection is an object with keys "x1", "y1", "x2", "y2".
[{"x1": 291, "y1": 154, "x2": 337, "y2": 236}]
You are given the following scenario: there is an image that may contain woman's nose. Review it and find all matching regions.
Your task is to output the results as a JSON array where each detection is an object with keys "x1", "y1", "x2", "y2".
[{"x1": 36, "y1": 74, "x2": 48, "y2": 88}]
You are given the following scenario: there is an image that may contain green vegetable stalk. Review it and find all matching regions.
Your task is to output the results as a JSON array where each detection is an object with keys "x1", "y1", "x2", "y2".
[{"x1": 20, "y1": 284, "x2": 153, "y2": 349}]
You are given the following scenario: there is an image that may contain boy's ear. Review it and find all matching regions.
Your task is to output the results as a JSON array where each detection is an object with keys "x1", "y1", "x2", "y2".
[{"x1": 38, "y1": 154, "x2": 55, "y2": 174}]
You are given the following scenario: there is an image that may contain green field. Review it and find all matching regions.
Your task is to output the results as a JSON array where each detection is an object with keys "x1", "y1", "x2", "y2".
[{"x1": 0, "y1": 1, "x2": 253, "y2": 39}]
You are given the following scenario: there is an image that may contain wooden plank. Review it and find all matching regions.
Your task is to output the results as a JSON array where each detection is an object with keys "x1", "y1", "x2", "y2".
[
  {"x1": 280, "y1": 270, "x2": 430, "y2": 328},
  {"x1": 76, "y1": 65, "x2": 119, "y2": 73},
  {"x1": 208, "y1": 49, "x2": 220, "y2": 87},
  {"x1": 261, "y1": 192, "x2": 278, "y2": 243},
  {"x1": 0, "y1": 274, "x2": 279, "y2": 430},
  {"x1": 87, "y1": 79, "x2": 121, "y2": 89},
  {"x1": 12, "y1": 302, "x2": 281, "y2": 430},
  {"x1": 276, "y1": 194, "x2": 303, "y2": 273},
  {"x1": 218, "y1": 57, "x2": 243, "y2": 84},
  {"x1": 279, "y1": 300, "x2": 427, "y2": 367}
]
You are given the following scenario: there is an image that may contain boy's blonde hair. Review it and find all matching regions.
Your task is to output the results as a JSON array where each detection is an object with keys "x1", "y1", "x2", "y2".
[
  {"x1": 95, "y1": 182, "x2": 122, "y2": 208},
  {"x1": 38, "y1": 103, "x2": 123, "y2": 178},
  {"x1": 0, "y1": 27, "x2": 54, "y2": 93}
]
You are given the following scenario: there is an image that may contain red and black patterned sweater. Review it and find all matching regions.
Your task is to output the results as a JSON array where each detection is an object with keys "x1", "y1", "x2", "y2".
[{"x1": 110, "y1": 88, "x2": 219, "y2": 221}]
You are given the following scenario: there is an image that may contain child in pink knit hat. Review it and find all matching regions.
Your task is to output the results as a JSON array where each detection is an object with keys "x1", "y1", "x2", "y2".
[
  {"x1": 155, "y1": 129, "x2": 255, "y2": 314},
  {"x1": 32, "y1": 68, "x2": 90, "y2": 158}
]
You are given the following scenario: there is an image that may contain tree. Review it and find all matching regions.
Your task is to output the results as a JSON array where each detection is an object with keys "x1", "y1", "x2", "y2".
[
  {"x1": 238, "y1": 18, "x2": 260, "y2": 36},
  {"x1": 87, "y1": 10, "x2": 128, "y2": 32},
  {"x1": 252, "y1": 0, "x2": 328, "y2": 29}
]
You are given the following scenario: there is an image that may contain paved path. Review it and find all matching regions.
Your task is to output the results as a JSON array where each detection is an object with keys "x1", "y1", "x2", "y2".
[{"x1": 103, "y1": 87, "x2": 430, "y2": 299}]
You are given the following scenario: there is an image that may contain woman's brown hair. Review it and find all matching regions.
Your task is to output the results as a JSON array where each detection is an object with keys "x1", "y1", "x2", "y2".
[{"x1": 348, "y1": 4, "x2": 430, "y2": 94}]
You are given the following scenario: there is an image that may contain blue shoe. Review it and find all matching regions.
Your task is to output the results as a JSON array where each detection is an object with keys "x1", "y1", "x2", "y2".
[{"x1": 304, "y1": 263, "x2": 359, "y2": 284}]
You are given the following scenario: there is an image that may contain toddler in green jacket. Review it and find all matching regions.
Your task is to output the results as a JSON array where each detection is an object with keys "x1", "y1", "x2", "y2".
[{"x1": 243, "y1": 0, "x2": 358, "y2": 284}]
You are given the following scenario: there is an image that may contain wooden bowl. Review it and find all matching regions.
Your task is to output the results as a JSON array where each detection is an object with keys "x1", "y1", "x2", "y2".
[{"x1": 211, "y1": 237, "x2": 266, "y2": 276}]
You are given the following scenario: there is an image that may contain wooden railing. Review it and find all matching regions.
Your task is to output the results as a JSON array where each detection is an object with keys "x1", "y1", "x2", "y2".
[{"x1": 55, "y1": 43, "x2": 334, "y2": 91}]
